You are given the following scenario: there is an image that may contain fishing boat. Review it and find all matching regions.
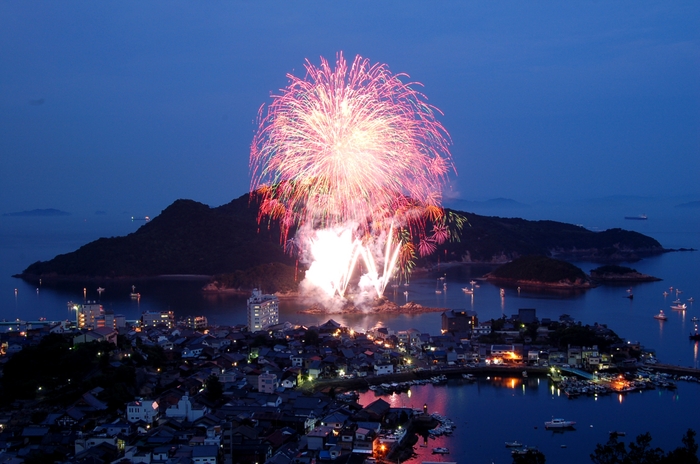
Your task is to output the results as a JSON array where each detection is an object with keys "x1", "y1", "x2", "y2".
[{"x1": 654, "y1": 310, "x2": 668, "y2": 321}]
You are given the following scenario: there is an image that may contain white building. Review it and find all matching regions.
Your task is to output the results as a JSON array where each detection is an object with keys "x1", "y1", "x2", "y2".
[
  {"x1": 247, "y1": 289, "x2": 279, "y2": 332},
  {"x1": 126, "y1": 399, "x2": 159, "y2": 424},
  {"x1": 68, "y1": 301, "x2": 104, "y2": 329},
  {"x1": 165, "y1": 394, "x2": 207, "y2": 422},
  {"x1": 141, "y1": 310, "x2": 175, "y2": 328}
]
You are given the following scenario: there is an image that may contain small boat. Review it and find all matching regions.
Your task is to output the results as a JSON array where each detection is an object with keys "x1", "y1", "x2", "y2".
[
  {"x1": 624, "y1": 214, "x2": 647, "y2": 220},
  {"x1": 671, "y1": 303, "x2": 687, "y2": 310},
  {"x1": 609, "y1": 431, "x2": 626, "y2": 437},
  {"x1": 673, "y1": 299, "x2": 682, "y2": 304},
  {"x1": 663, "y1": 291, "x2": 669, "y2": 297},
  {"x1": 130, "y1": 285, "x2": 141, "y2": 299},
  {"x1": 654, "y1": 310, "x2": 668, "y2": 321},
  {"x1": 500, "y1": 288, "x2": 505, "y2": 297},
  {"x1": 462, "y1": 287, "x2": 473, "y2": 294},
  {"x1": 691, "y1": 317, "x2": 699, "y2": 323},
  {"x1": 505, "y1": 441, "x2": 522, "y2": 448},
  {"x1": 545, "y1": 418, "x2": 576, "y2": 429},
  {"x1": 690, "y1": 332, "x2": 700, "y2": 341},
  {"x1": 432, "y1": 447, "x2": 449, "y2": 454},
  {"x1": 688, "y1": 297, "x2": 695, "y2": 303},
  {"x1": 403, "y1": 291, "x2": 408, "y2": 297}
]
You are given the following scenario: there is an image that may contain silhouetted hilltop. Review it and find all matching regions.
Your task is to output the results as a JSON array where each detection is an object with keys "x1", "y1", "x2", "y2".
[
  {"x1": 19, "y1": 195, "x2": 293, "y2": 279},
  {"x1": 17, "y1": 193, "x2": 666, "y2": 281},
  {"x1": 434, "y1": 213, "x2": 664, "y2": 264}
]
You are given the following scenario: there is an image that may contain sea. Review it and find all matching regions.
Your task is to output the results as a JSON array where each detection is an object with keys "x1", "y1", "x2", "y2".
[{"x1": 1, "y1": 198, "x2": 699, "y2": 463}]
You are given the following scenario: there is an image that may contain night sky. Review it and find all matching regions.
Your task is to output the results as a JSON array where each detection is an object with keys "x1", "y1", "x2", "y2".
[{"x1": 1, "y1": 2, "x2": 698, "y2": 217}]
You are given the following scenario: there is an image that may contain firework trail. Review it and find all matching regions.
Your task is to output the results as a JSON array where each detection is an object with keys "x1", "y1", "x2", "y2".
[{"x1": 250, "y1": 52, "x2": 455, "y2": 300}]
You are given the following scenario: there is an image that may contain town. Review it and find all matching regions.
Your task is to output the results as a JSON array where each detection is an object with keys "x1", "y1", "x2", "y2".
[{"x1": 0, "y1": 289, "x2": 695, "y2": 464}]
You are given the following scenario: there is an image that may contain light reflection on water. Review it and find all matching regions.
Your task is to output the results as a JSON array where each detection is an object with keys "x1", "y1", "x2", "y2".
[{"x1": 358, "y1": 376, "x2": 700, "y2": 464}]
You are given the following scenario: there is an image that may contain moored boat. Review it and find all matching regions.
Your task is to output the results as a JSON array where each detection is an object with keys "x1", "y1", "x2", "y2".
[
  {"x1": 545, "y1": 418, "x2": 576, "y2": 429},
  {"x1": 432, "y1": 447, "x2": 449, "y2": 454}
]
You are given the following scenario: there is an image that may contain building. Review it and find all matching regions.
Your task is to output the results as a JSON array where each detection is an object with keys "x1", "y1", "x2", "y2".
[
  {"x1": 518, "y1": 308, "x2": 537, "y2": 324},
  {"x1": 68, "y1": 301, "x2": 104, "y2": 329},
  {"x1": 185, "y1": 315, "x2": 208, "y2": 330},
  {"x1": 126, "y1": 399, "x2": 159, "y2": 424},
  {"x1": 258, "y1": 372, "x2": 279, "y2": 393},
  {"x1": 247, "y1": 289, "x2": 279, "y2": 332},
  {"x1": 141, "y1": 310, "x2": 175, "y2": 329},
  {"x1": 441, "y1": 309, "x2": 478, "y2": 333},
  {"x1": 164, "y1": 394, "x2": 207, "y2": 422}
]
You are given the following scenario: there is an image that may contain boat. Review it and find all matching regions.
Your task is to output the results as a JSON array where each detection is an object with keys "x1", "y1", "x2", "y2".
[
  {"x1": 609, "y1": 431, "x2": 626, "y2": 437},
  {"x1": 654, "y1": 310, "x2": 668, "y2": 321},
  {"x1": 435, "y1": 279, "x2": 443, "y2": 294},
  {"x1": 624, "y1": 214, "x2": 647, "y2": 220},
  {"x1": 432, "y1": 447, "x2": 449, "y2": 454},
  {"x1": 130, "y1": 285, "x2": 140, "y2": 299},
  {"x1": 462, "y1": 373, "x2": 476, "y2": 381},
  {"x1": 671, "y1": 303, "x2": 687, "y2": 310},
  {"x1": 500, "y1": 288, "x2": 505, "y2": 297},
  {"x1": 690, "y1": 332, "x2": 700, "y2": 341},
  {"x1": 505, "y1": 441, "x2": 522, "y2": 448},
  {"x1": 691, "y1": 317, "x2": 699, "y2": 323},
  {"x1": 663, "y1": 291, "x2": 669, "y2": 297},
  {"x1": 688, "y1": 297, "x2": 694, "y2": 303},
  {"x1": 462, "y1": 287, "x2": 473, "y2": 294},
  {"x1": 544, "y1": 418, "x2": 576, "y2": 429},
  {"x1": 673, "y1": 299, "x2": 682, "y2": 304}
]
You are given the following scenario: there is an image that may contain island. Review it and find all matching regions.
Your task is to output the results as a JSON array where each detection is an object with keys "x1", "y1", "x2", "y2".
[
  {"x1": 15, "y1": 192, "x2": 666, "y2": 286},
  {"x1": 590, "y1": 265, "x2": 661, "y2": 282},
  {"x1": 485, "y1": 255, "x2": 594, "y2": 289}
]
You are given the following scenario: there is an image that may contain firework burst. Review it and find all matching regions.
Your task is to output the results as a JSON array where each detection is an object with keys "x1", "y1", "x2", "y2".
[{"x1": 250, "y1": 52, "x2": 455, "y2": 299}]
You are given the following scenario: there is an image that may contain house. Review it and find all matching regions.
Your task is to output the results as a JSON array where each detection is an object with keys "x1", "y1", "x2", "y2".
[
  {"x1": 306, "y1": 425, "x2": 334, "y2": 450},
  {"x1": 373, "y1": 362, "x2": 394, "y2": 376},
  {"x1": 126, "y1": 399, "x2": 159, "y2": 424},
  {"x1": 192, "y1": 444, "x2": 219, "y2": 464},
  {"x1": 165, "y1": 394, "x2": 208, "y2": 422}
]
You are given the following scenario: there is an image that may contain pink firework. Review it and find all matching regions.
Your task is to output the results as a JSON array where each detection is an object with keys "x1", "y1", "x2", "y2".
[{"x1": 250, "y1": 52, "x2": 453, "y2": 235}]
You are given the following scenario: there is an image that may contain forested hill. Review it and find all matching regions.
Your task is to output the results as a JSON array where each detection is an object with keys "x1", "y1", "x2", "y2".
[{"x1": 17, "y1": 193, "x2": 665, "y2": 280}]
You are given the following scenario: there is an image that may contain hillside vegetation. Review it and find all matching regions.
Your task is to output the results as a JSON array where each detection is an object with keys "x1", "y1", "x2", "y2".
[
  {"x1": 18, "y1": 193, "x2": 665, "y2": 284},
  {"x1": 487, "y1": 255, "x2": 591, "y2": 286}
]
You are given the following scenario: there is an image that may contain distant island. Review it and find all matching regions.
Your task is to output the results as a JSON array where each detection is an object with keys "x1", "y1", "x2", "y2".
[
  {"x1": 15, "y1": 192, "x2": 667, "y2": 289},
  {"x1": 675, "y1": 201, "x2": 700, "y2": 209},
  {"x1": 3, "y1": 208, "x2": 70, "y2": 217},
  {"x1": 590, "y1": 264, "x2": 661, "y2": 282},
  {"x1": 485, "y1": 255, "x2": 594, "y2": 289}
]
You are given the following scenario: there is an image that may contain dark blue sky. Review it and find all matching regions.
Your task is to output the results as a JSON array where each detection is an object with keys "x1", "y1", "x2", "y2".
[{"x1": 1, "y1": 2, "x2": 698, "y2": 217}]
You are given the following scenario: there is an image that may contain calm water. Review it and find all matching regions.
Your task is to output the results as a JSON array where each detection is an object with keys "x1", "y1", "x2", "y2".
[
  {"x1": 358, "y1": 377, "x2": 700, "y2": 464},
  {"x1": 1, "y1": 202, "x2": 699, "y2": 462}
]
